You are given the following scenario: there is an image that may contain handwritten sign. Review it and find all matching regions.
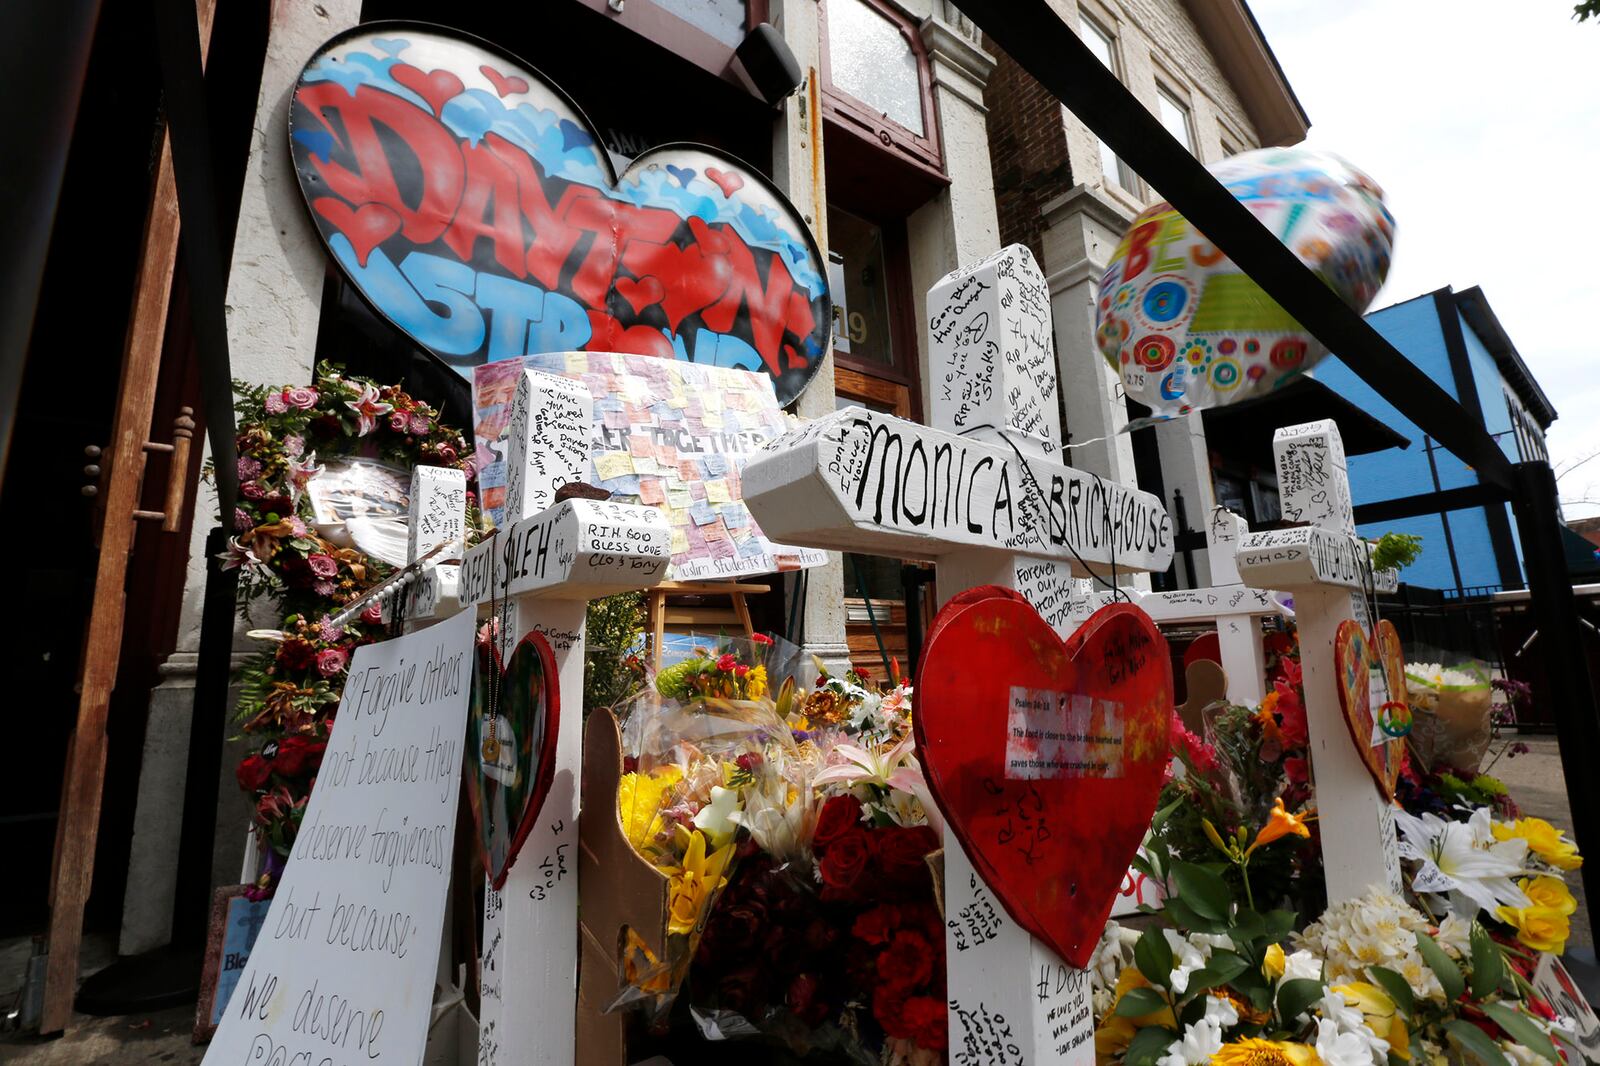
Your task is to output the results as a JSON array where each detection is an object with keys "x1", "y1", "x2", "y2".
[
  {"x1": 458, "y1": 498, "x2": 671, "y2": 608},
  {"x1": 474, "y1": 352, "x2": 826, "y2": 580},
  {"x1": 743, "y1": 405, "x2": 1174, "y2": 577},
  {"x1": 200, "y1": 609, "x2": 474, "y2": 1066}
]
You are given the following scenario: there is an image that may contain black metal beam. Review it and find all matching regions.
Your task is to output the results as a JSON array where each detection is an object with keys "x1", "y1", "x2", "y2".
[
  {"x1": 1351, "y1": 482, "x2": 1507, "y2": 526},
  {"x1": 955, "y1": 0, "x2": 1515, "y2": 493}
]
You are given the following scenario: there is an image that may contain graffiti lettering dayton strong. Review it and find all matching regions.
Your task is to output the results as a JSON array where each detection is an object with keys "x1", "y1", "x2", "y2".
[{"x1": 289, "y1": 25, "x2": 832, "y2": 406}]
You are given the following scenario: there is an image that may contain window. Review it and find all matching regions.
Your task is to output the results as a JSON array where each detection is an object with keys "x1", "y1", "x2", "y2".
[
  {"x1": 821, "y1": 0, "x2": 940, "y2": 171},
  {"x1": 1079, "y1": 15, "x2": 1138, "y2": 192},
  {"x1": 1157, "y1": 86, "x2": 1195, "y2": 153},
  {"x1": 828, "y1": 208, "x2": 896, "y2": 368},
  {"x1": 651, "y1": 0, "x2": 749, "y2": 48}
]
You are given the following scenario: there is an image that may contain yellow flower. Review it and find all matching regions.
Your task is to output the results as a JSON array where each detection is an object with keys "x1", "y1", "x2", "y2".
[
  {"x1": 664, "y1": 829, "x2": 734, "y2": 937},
  {"x1": 1334, "y1": 981, "x2": 1410, "y2": 1059},
  {"x1": 617, "y1": 765, "x2": 683, "y2": 852},
  {"x1": 1263, "y1": 943, "x2": 1286, "y2": 980},
  {"x1": 1493, "y1": 817, "x2": 1583, "y2": 870},
  {"x1": 1496, "y1": 903, "x2": 1571, "y2": 955},
  {"x1": 1094, "y1": 966, "x2": 1174, "y2": 1062},
  {"x1": 745, "y1": 664, "x2": 768, "y2": 699},
  {"x1": 1247, "y1": 798, "x2": 1312, "y2": 855},
  {"x1": 1212, "y1": 1037, "x2": 1320, "y2": 1066},
  {"x1": 1521, "y1": 875, "x2": 1577, "y2": 916}
]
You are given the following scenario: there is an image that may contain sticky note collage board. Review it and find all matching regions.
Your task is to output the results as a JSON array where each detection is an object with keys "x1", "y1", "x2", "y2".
[{"x1": 473, "y1": 353, "x2": 827, "y2": 582}]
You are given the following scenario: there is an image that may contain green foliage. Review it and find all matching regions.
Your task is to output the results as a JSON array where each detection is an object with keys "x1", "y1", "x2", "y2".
[
  {"x1": 1371, "y1": 531, "x2": 1424, "y2": 572},
  {"x1": 584, "y1": 591, "x2": 646, "y2": 713},
  {"x1": 1415, "y1": 931, "x2": 1466, "y2": 1003},
  {"x1": 1577, "y1": 0, "x2": 1600, "y2": 21}
]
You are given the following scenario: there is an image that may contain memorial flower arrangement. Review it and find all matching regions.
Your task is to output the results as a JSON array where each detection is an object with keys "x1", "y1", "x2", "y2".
[
  {"x1": 615, "y1": 641, "x2": 946, "y2": 1059},
  {"x1": 219, "y1": 367, "x2": 474, "y2": 884}
]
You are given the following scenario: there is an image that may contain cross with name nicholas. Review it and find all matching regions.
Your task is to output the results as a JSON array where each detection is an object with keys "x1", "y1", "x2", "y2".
[
  {"x1": 744, "y1": 244, "x2": 1175, "y2": 1065},
  {"x1": 451, "y1": 369, "x2": 672, "y2": 1066},
  {"x1": 1233, "y1": 420, "x2": 1404, "y2": 904}
]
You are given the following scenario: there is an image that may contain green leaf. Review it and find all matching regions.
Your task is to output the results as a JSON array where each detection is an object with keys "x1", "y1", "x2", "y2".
[
  {"x1": 1125, "y1": 1024, "x2": 1178, "y2": 1066},
  {"x1": 1130, "y1": 854, "x2": 1159, "y2": 882},
  {"x1": 1116, "y1": 987, "x2": 1170, "y2": 1018},
  {"x1": 1470, "y1": 925, "x2": 1507, "y2": 1000},
  {"x1": 1205, "y1": 950, "x2": 1251, "y2": 983},
  {"x1": 1445, "y1": 1018, "x2": 1512, "y2": 1065},
  {"x1": 1171, "y1": 861, "x2": 1231, "y2": 921},
  {"x1": 1366, "y1": 965, "x2": 1416, "y2": 1019},
  {"x1": 1416, "y1": 931, "x2": 1466, "y2": 1002},
  {"x1": 1136, "y1": 926, "x2": 1174, "y2": 989},
  {"x1": 1161, "y1": 896, "x2": 1225, "y2": 935},
  {"x1": 1276, "y1": 978, "x2": 1325, "y2": 1024},
  {"x1": 1264, "y1": 909, "x2": 1298, "y2": 938},
  {"x1": 1481, "y1": 1002, "x2": 1562, "y2": 1064},
  {"x1": 1230, "y1": 908, "x2": 1266, "y2": 943},
  {"x1": 1151, "y1": 797, "x2": 1184, "y2": 832}
]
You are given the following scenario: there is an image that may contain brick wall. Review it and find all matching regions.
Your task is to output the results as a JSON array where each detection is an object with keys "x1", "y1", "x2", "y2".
[{"x1": 982, "y1": 37, "x2": 1074, "y2": 266}]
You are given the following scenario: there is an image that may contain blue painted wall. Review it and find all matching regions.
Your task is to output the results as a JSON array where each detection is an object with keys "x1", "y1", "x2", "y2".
[{"x1": 1309, "y1": 292, "x2": 1524, "y2": 591}]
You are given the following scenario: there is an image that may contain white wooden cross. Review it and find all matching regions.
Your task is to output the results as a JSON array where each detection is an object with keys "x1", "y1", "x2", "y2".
[
  {"x1": 1234, "y1": 420, "x2": 1403, "y2": 903},
  {"x1": 745, "y1": 244, "x2": 1175, "y2": 1065},
  {"x1": 385, "y1": 464, "x2": 468, "y2": 627},
  {"x1": 456, "y1": 369, "x2": 672, "y2": 1066}
]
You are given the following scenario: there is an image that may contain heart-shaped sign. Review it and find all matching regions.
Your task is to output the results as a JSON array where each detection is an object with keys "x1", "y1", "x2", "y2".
[
  {"x1": 288, "y1": 24, "x2": 831, "y2": 406},
  {"x1": 1333, "y1": 618, "x2": 1408, "y2": 802},
  {"x1": 915, "y1": 588, "x2": 1173, "y2": 968},
  {"x1": 468, "y1": 630, "x2": 560, "y2": 889}
]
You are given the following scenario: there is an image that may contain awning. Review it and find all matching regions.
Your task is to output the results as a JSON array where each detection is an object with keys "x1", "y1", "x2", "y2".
[{"x1": 1201, "y1": 376, "x2": 1411, "y2": 459}]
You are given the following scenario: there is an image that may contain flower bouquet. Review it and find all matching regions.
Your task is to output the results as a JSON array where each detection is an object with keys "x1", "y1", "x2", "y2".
[{"x1": 1404, "y1": 659, "x2": 1493, "y2": 773}]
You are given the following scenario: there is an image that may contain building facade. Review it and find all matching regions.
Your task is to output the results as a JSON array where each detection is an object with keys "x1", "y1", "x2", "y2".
[{"x1": 983, "y1": 0, "x2": 1307, "y2": 590}]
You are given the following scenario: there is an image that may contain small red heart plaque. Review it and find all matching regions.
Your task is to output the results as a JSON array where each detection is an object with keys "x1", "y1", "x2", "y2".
[
  {"x1": 915, "y1": 588, "x2": 1172, "y2": 968},
  {"x1": 1333, "y1": 618, "x2": 1408, "y2": 802},
  {"x1": 468, "y1": 630, "x2": 561, "y2": 889}
]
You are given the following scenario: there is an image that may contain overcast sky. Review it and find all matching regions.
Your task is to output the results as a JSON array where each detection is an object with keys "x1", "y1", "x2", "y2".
[{"x1": 1248, "y1": 0, "x2": 1600, "y2": 516}]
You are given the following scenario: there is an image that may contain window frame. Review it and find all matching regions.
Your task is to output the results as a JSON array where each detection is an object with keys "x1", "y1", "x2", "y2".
[
  {"x1": 1077, "y1": 11, "x2": 1140, "y2": 194},
  {"x1": 1156, "y1": 82, "x2": 1197, "y2": 154},
  {"x1": 828, "y1": 204, "x2": 923, "y2": 392},
  {"x1": 819, "y1": 0, "x2": 944, "y2": 177},
  {"x1": 570, "y1": 0, "x2": 769, "y2": 88}
]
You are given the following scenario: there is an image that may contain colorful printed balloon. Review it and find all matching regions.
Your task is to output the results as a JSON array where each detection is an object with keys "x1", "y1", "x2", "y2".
[{"x1": 1096, "y1": 147, "x2": 1394, "y2": 418}]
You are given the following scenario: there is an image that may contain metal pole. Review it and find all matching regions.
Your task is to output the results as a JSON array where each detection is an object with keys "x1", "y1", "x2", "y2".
[{"x1": 1509, "y1": 461, "x2": 1600, "y2": 932}]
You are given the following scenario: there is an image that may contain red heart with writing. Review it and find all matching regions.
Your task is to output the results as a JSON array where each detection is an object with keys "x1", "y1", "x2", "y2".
[
  {"x1": 615, "y1": 274, "x2": 666, "y2": 315},
  {"x1": 1333, "y1": 619, "x2": 1408, "y2": 802},
  {"x1": 705, "y1": 166, "x2": 745, "y2": 198},
  {"x1": 390, "y1": 63, "x2": 465, "y2": 116},
  {"x1": 915, "y1": 589, "x2": 1172, "y2": 968},
  {"x1": 467, "y1": 630, "x2": 561, "y2": 890},
  {"x1": 479, "y1": 63, "x2": 529, "y2": 98},
  {"x1": 291, "y1": 26, "x2": 831, "y2": 405},
  {"x1": 311, "y1": 198, "x2": 400, "y2": 267}
]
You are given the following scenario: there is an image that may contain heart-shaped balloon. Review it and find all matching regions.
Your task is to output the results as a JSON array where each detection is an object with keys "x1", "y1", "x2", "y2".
[
  {"x1": 468, "y1": 630, "x2": 560, "y2": 889},
  {"x1": 288, "y1": 24, "x2": 831, "y2": 406},
  {"x1": 915, "y1": 588, "x2": 1173, "y2": 968},
  {"x1": 1333, "y1": 618, "x2": 1408, "y2": 802}
]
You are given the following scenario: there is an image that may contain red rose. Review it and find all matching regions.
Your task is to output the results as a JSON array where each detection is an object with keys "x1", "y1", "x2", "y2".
[
  {"x1": 812, "y1": 795, "x2": 863, "y2": 850},
  {"x1": 878, "y1": 825, "x2": 939, "y2": 887},
  {"x1": 717, "y1": 652, "x2": 737, "y2": 671},
  {"x1": 902, "y1": 995, "x2": 948, "y2": 1050},
  {"x1": 877, "y1": 930, "x2": 934, "y2": 992},
  {"x1": 277, "y1": 638, "x2": 318, "y2": 671},
  {"x1": 1285, "y1": 755, "x2": 1309, "y2": 784},
  {"x1": 786, "y1": 972, "x2": 829, "y2": 1026},
  {"x1": 873, "y1": 984, "x2": 913, "y2": 1040},
  {"x1": 751, "y1": 632, "x2": 773, "y2": 646},
  {"x1": 820, "y1": 829, "x2": 875, "y2": 899},
  {"x1": 853, "y1": 904, "x2": 902, "y2": 946},
  {"x1": 272, "y1": 735, "x2": 327, "y2": 778},
  {"x1": 236, "y1": 754, "x2": 272, "y2": 792}
]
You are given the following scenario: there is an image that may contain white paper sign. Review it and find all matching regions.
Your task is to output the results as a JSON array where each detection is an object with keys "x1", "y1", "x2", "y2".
[{"x1": 202, "y1": 608, "x2": 475, "y2": 1066}]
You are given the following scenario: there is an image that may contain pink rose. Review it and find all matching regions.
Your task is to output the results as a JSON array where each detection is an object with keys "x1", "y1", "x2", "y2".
[
  {"x1": 361, "y1": 602, "x2": 383, "y2": 624},
  {"x1": 283, "y1": 386, "x2": 319, "y2": 410},
  {"x1": 438, "y1": 444, "x2": 457, "y2": 463},
  {"x1": 389, "y1": 412, "x2": 409, "y2": 432},
  {"x1": 287, "y1": 516, "x2": 307, "y2": 536},
  {"x1": 316, "y1": 647, "x2": 349, "y2": 677},
  {"x1": 264, "y1": 393, "x2": 287, "y2": 415},
  {"x1": 307, "y1": 553, "x2": 338, "y2": 578}
]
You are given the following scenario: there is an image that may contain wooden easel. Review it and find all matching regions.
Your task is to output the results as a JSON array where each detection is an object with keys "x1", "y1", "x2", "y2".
[{"x1": 646, "y1": 581, "x2": 770, "y2": 669}]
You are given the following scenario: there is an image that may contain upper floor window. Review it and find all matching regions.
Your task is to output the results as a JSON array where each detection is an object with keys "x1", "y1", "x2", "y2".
[
  {"x1": 1079, "y1": 14, "x2": 1138, "y2": 192},
  {"x1": 650, "y1": 0, "x2": 751, "y2": 47},
  {"x1": 1157, "y1": 86, "x2": 1195, "y2": 153},
  {"x1": 822, "y1": 0, "x2": 941, "y2": 172}
]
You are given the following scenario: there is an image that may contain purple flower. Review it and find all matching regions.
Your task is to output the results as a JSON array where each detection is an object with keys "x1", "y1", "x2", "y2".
[
  {"x1": 264, "y1": 393, "x2": 287, "y2": 415},
  {"x1": 313, "y1": 579, "x2": 336, "y2": 597},
  {"x1": 283, "y1": 434, "x2": 304, "y2": 458},
  {"x1": 283, "y1": 386, "x2": 319, "y2": 410},
  {"x1": 306, "y1": 553, "x2": 338, "y2": 578},
  {"x1": 234, "y1": 507, "x2": 253, "y2": 531},
  {"x1": 410, "y1": 413, "x2": 431, "y2": 434},
  {"x1": 237, "y1": 456, "x2": 262, "y2": 480},
  {"x1": 316, "y1": 614, "x2": 342, "y2": 642}
]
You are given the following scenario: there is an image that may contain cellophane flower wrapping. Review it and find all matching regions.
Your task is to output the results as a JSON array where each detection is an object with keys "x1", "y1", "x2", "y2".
[
  {"x1": 613, "y1": 642, "x2": 948, "y2": 1059},
  {"x1": 1404, "y1": 657, "x2": 1492, "y2": 772}
]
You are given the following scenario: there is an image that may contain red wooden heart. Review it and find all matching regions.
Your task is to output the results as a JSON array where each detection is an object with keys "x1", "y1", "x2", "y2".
[
  {"x1": 915, "y1": 594, "x2": 1172, "y2": 968},
  {"x1": 1333, "y1": 619, "x2": 1408, "y2": 802},
  {"x1": 467, "y1": 630, "x2": 561, "y2": 889}
]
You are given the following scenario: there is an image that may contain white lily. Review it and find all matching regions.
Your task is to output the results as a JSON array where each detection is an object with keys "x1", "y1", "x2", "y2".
[
  {"x1": 692, "y1": 785, "x2": 742, "y2": 847},
  {"x1": 1394, "y1": 807, "x2": 1531, "y2": 918},
  {"x1": 1158, "y1": 1019, "x2": 1222, "y2": 1066},
  {"x1": 813, "y1": 736, "x2": 943, "y2": 833}
]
